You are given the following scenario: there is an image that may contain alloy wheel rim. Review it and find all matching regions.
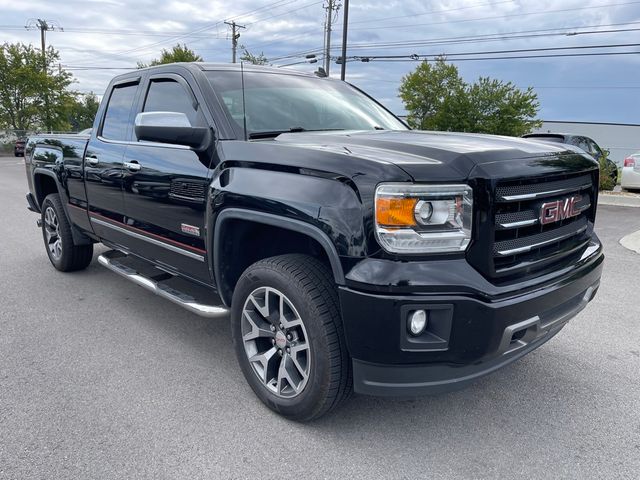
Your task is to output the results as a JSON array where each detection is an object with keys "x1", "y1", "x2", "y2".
[
  {"x1": 241, "y1": 286, "x2": 311, "y2": 398},
  {"x1": 44, "y1": 206, "x2": 62, "y2": 260}
]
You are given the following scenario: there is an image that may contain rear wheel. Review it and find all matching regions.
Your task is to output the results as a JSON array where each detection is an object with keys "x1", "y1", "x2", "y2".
[
  {"x1": 231, "y1": 254, "x2": 352, "y2": 421},
  {"x1": 41, "y1": 194, "x2": 93, "y2": 272}
]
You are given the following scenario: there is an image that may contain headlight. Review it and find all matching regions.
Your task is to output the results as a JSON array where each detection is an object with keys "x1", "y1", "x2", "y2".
[{"x1": 375, "y1": 183, "x2": 473, "y2": 254}]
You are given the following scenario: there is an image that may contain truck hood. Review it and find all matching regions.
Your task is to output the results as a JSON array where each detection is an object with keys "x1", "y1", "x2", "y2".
[{"x1": 275, "y1": 130, "x2": 585, "y2": 181}]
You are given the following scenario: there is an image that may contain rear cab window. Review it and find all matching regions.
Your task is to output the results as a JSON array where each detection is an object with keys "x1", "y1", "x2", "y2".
[{"x1": 101, "y1": 82, "x2": 139, "y2": 140}]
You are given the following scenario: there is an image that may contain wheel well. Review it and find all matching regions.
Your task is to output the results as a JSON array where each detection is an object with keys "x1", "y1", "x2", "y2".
[
  {"x1": 217, "y1": 219, "x2": 335, "y2": 306},
  {"x1": 34, "y1": 174, "x2": 58, "y2": 208}
]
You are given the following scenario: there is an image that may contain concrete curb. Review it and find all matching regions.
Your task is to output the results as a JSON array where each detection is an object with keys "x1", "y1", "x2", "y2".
[
  {"x1": 620, "y1": 230, "x2": 640, "y2": 254},
  {"x1": 598, "y1": 193, "x2": 640, "y2": 208}
]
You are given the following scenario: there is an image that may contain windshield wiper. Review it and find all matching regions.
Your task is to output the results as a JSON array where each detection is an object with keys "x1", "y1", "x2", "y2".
[
  {"x1": 248, "y1": 128, "x2": 306, "y2": 139},
  {"x1": 248, "y1": 128, "x2": 346, "y2": 140}
]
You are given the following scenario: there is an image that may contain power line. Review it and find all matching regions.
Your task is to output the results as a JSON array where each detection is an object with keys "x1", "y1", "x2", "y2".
[
  {"x1": 348, "y1": 43, "x2": 640, "y2": 61},
  {"x1": 349, "y1": 0, "x2": 640, "y2": 31},
  {"x1": 244, "y1": 0, "x2": 319, "y2": 26},
  {"x1": 268, "y1": 21, "x2": 640, "y2": 63},
  {"x1": 227, "y1": 0, "x2": 300, "y2": 23},
  {"x1": 343, "y1": 23, "x2": 640, "y2": 51},
  {"x1": 0, "y1": 25, "x2": 221, "y2": 38},
  {"x1": 353, "y1": 51, "x2": 640, "y2": 63},
  {"x1": 68, "y1": 0, "x2": 300, "y2": 65},
  {"x1": 349, "y1": 0, "x2": 515, "y2": 25}
]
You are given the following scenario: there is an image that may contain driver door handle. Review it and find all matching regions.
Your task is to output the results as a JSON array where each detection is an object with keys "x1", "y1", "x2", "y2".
[
  {"x1": 124, "y1": 160, "x2": 142, "y2": 172},
  {"x1": 85, "y1": 154, "x2": 99, "y2": 166}
]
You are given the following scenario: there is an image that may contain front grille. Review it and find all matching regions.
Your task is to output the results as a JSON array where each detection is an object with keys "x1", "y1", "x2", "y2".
[{"x1": 485, "y1": 171, "x2": 596, "y2": 280}]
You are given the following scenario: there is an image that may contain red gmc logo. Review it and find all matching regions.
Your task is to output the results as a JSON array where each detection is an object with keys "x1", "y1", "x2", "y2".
[{"x1": 540, "y1": 195, "x2": 582, "y2": 225}]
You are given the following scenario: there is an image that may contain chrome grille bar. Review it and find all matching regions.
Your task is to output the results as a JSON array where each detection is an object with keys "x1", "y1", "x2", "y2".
[
  {"x1": 499, "y1": 183, "x2": 592, "y2": 202},
  {"x1": 495, "y1": 224, "x2": 588, "y2": 256}
]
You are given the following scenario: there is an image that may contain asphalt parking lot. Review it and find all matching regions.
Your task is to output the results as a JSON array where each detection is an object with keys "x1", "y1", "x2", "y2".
[{"x1": 1, "y1": 154, "x2": 639, "y2": 479}]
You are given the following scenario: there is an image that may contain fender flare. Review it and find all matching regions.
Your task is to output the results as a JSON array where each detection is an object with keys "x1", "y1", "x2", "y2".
[
  {"x1": 33, "y1": 167, "x2": 67, "y2": 209},
  {"x1": 32, "y1": 168, "x2": 92, "y2": 246},
  {"x1": 213, "y1": 208, "x2": 346, "y2": 305}
]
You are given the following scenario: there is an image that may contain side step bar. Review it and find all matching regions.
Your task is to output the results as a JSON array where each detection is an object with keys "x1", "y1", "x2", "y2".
[{"x1": 98, "y1": 250, "x2": 228, "y2": 318}]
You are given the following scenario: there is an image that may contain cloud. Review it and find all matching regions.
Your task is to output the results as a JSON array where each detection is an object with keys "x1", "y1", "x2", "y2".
[{"x1": 1, "y1": 0, "x2": 639, "y2": 121}]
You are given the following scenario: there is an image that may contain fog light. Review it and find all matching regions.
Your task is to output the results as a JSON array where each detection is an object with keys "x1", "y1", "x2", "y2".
[{"x1": 408, "y1": 310, "x2": 428, "y2": 336}]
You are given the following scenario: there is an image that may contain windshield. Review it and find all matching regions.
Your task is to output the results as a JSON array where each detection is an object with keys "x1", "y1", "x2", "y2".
[{"x1": 206, "y1": 71, "x2": 407, "y2": 138}]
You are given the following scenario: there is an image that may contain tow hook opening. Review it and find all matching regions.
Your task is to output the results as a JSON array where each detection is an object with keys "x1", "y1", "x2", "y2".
[{"x1": 510, "y1": 328, "x2": 528, "y2": 345}]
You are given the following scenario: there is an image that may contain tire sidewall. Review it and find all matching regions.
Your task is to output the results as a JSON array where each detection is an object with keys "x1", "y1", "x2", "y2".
[{"x1": 231, "y1": 264, "x2": 335, "y2": 419}]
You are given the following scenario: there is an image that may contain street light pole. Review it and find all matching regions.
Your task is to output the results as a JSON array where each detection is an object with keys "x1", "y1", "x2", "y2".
[{"x1": 340, "y1": 0, "x2": 349, "y2": 80}]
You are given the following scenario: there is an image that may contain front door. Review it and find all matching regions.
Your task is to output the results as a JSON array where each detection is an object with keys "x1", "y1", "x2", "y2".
[{"x1": 121, "y1": 75, "x2": 214, "y2": 283}]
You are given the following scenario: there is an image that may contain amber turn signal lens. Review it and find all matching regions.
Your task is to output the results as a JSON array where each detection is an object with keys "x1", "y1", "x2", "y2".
[{"x1": 376, "y1": 197, "x2": 418, "y2": 227}]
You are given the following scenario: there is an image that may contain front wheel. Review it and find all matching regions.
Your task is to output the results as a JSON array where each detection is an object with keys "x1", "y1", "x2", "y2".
[
  {"x1": 41, "y1": 194, "x2": 94, "y2": 272},
  {"x1": 231, "y1": 254, "x2": 352, "y2": 421}
]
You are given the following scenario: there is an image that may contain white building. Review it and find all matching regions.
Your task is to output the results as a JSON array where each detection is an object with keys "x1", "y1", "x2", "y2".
[{"x1": 534, "y1": 121, "x2": 640, "y2": 166}]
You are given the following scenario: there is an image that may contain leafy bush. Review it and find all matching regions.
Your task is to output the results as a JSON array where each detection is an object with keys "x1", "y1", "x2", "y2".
[{"x1": 598, "y1": 148, "x2": 616, "y2": 191}]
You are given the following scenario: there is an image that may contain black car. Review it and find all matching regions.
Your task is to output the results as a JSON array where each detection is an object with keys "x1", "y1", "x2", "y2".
[
  {"x1": 523, "y1": 133, "x2": 618, "y2": 185},
  {"x1": 14, "y1": 139, "x2": 26, "y2": 157},
  {"x1": 22, "y1": 63, "x2": 604, "y2": 421}
]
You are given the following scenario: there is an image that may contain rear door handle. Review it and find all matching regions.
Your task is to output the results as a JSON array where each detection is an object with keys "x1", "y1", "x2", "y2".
[
  {"x1": 86, "y1": 155, "x2": 99, "y2": 166},
  {"x1": 124, "y1": 160, "x2": 141, "y2": 172}
]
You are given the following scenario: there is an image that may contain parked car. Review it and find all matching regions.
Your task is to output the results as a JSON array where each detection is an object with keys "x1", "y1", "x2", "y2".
[
  {"x1": 14, "y1": 139, "x2": 26, "y2": 157},
  {"x1": 523, "y1": 133, "x2": 618, "y2": 186},
  {"x1": 23, "y1": 63, "x2": 604, "y2": 421},
  {"x1": 621, "y1": 153, "x2": 640, "y2": 191}
]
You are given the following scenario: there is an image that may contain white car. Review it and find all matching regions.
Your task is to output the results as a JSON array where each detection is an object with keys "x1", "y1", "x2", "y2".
[{"x1": 621, "y1": 153, "x2": 640, "y2": 191}]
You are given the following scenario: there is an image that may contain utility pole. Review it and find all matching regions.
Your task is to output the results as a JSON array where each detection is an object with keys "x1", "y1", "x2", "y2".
[
  {"x1": 340, "y1": 0, "x2": 349, "y2": 80},
  {"x1": 322, "y1": 0, "x2": 341, "y2": 76},
  {"x1": 25, "y1": 19, "x2": 63, "y2": 133},
  {"x1": 26, "y1": 19, "x2": 63, "y2": 71},
  {"x1": 225, "y1": 21, "x2": 246, "y2": 63}
]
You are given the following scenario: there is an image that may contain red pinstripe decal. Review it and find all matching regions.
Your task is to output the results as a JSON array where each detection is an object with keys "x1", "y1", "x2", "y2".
[{"x1": 88, "y1": 211, "x2": 207, "y2": 255}]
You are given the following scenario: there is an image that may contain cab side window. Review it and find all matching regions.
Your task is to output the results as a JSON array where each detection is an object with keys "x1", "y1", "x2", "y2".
[
  {"x1": 586, "y1": 139, "x2": 603, "y2": 159},
  {"x1": 142, "y1": 79, "x2": 202, "y2": 127},
  {"x1": 572, "y1": 137, "x2": 590, "y2": 153},
  {"x1": 101, "y1": 83, "x2": 138, "y2": 140}
]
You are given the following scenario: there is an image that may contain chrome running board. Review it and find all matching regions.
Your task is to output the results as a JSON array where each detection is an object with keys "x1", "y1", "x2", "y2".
[{"x1": 98, "y1": 250, "x2": 228, "y2": 318}]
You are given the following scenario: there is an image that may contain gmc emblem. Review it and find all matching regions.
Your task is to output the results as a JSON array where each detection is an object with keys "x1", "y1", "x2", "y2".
[{"x1": 540, "y1": 195, "x2": 582, "y2": 225}]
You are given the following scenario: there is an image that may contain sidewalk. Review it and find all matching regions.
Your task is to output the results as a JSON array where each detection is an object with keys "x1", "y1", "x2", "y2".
[
  {"x1": 621, "y1": 230, "x2": 640, "y2": 254},
  {"x1": 598, "y1": 189, "x2": 640, "y2": 208}
]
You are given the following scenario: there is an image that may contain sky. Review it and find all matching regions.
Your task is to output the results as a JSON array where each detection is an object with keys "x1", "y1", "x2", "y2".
[{"x1": 1, "y1": 0, "x2": 639, "y2": 123}]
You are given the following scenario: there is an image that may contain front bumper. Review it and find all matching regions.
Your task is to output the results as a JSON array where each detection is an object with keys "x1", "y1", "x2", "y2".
[{"x1": 339, "y1": 241, "x2": 603, "y2": 396}]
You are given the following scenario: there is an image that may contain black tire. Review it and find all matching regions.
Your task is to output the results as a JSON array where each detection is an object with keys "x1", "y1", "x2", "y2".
[
  {"x1": 41, "y1": 193, "x2": 93, "y2": 272},
  {"x1": 231, "y1": 254, "x2": 352, "y2": 421}
]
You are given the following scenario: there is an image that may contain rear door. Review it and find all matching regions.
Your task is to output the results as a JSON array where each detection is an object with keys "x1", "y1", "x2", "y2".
[
  {"x1": 121, "y1": 73, "x2": 214, "y2": 283},
  {"x1": 84, "y1": 79, "x2": 139, "y2": 242}
]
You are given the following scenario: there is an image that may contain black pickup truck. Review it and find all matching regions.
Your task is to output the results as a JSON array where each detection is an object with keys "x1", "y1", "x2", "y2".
[{"x1": 24, "y1": 63, "x2": 603, "y2": 421}]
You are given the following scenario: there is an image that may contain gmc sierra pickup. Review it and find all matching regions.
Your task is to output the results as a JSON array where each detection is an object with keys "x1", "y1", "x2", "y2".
[{"x1": 24, "y1": 63, "x2": 603, "y2": 421}]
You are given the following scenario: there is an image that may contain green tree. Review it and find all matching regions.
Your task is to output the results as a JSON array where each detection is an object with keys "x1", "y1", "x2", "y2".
[
  {"x1": 137, "y1": 44, "x2": 203, "y2": 68},
  {"x1": 0, "y1": 42, "x2": 74, "y2": 132},
  {"x1": 399, "y1": 58, "x2": 541, "y2": 136},
  {"x1": 399, "y1": 58, "x2": 465, "y2": 131},
  {"x1": 65, "y1": 93, "x2": 100, "y2": 131},
  {"x1": 240, "y1": 46, "x2": 269, "y2": 65}
]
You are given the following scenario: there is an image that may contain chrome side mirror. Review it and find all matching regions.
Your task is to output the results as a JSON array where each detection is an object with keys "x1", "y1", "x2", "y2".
[{"x1": 134, "y1": 112, "x2": 212, "y2": 151}]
